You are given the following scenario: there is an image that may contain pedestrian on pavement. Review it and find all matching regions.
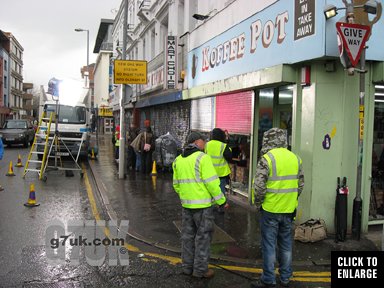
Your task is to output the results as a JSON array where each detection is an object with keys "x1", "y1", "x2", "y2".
[
  {"x1": 130, "y1": 131, "x2": 142, "y2": 171},
  {"x1": 205, "y1": 128, "x2": 232, "y2": 213},
  {"x1": 251, "y1": 128, "x2": 304, "y2": 288},
  {"x1": 140, "y1": 126, "x2": 154, "y2": 174},
  {"x1": 126, "y1": 123, "x2": 139, "y2": 170},
  {"x1": 114, "y1": 124, "x2": 120, "y2": 160},
  {"x1": 0, "y1": 137, "x2": 4, "y2": 191},
  {"x1": 172, "y1": 131, "x2": 227, "y2": 279},
  {"x1": 111, "y1": 119, "x2": 116, "y2": 145}
]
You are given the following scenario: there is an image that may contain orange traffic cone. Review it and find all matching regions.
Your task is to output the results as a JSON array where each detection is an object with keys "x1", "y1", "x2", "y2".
[
  {"x1": 151, "y1": 160, "x2": 157, "y2": 176},
  {"x1": 6, "y1": 161, "x2": 16, "y2": 176},
  {"x1": 24, "y1": 183, "x2": 40, "y2": 207},
  {"x1": 15, "y1": 154, "x2": 24, "y2": 167}
]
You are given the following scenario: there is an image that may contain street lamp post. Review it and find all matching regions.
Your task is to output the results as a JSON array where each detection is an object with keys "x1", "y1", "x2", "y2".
[
  {"x1": 324, "y1": 1, "x2": 378, "y2": 240},
  {"x1": 74, "y1": 28, "x2": 90, "y2": 106}
]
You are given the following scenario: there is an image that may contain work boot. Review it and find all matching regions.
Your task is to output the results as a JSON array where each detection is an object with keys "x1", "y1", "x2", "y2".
[
  {"x1": 250, "y1": 279, "x2": 276, "y2": 287},
  {"x1": 279, "y1": 279, "x2": 290, "y2": 287},
  {"x1": 193, "y1": 269, "x2": 215, "y2": 279}
]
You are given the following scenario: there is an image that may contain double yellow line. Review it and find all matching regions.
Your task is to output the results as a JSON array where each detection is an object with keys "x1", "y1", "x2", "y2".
[{"x1": 82, "y1": 164, "x2": 331, "y2": 284}]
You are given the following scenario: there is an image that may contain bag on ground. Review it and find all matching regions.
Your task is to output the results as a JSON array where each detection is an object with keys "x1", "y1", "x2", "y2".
[{"x1": 294, "y1": 218, "x2": 327, "y2": 243}]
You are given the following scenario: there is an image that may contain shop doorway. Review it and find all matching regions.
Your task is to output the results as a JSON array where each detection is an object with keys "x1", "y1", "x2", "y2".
[
  {"x1": 104, "y1": 118, "x2": 113, "y2": 134},
  {"x1": 370, "y1": 85, "x2": 384, "y2": 222},
  {"x1": 257, "y1": 85, "x2": 293, "y2": 156}
]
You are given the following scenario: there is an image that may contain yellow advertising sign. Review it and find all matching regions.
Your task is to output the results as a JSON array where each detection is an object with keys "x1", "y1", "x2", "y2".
[
  {"x1": 98, "y1": 107, "x2": 113, "y2": 117},
  {"x1": 114, "y1": 60, "x2": 147, "y2": 84}
]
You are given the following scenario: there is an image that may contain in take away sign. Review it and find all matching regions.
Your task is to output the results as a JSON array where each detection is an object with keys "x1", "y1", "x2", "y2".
[{"x1": 336, "y1": 22, "x2": 371, "y2": 67}]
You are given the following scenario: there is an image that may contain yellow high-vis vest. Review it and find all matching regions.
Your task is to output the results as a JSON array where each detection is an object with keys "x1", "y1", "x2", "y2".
[
  {"x1": 205, "y1": 140, "x2": 231, "y2": 177},
  {"x1": 172, "y1": 151, "x2": 226, "y2": 209},
  {"x1": 262, "y1": 148, "x2": 301, "y2": 213},
  {"x1": 115, "y1": 131, "x2": 120, "y2": 147}
]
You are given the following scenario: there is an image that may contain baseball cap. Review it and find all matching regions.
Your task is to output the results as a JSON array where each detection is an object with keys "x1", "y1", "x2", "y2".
[{"x1": 187, "y1": 131, "x2": 206, "y2": 144}]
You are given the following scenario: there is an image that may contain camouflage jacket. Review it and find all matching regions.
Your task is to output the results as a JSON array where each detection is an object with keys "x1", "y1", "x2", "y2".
[{"x1": 253, "y1": 128, "x2": 304, "y2": 207}]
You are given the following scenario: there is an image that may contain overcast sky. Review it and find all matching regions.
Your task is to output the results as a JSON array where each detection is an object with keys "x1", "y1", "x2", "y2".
[{"x1": 0, "y1": 0, "x2": 121, "y2": 98}]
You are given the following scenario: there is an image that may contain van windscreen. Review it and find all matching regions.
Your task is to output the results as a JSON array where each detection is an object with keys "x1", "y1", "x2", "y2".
[{"x1": 45, "y1": 104, "x2": 86, "y2": 124}]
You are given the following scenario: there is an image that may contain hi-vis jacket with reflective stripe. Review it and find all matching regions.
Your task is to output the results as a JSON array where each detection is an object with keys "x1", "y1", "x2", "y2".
[
  {"x1": 205, "y1": 140, "x2": 231, "y2": 177},
  {"x1": 262, "y1": 148, "x2": 301, "y2": 213},
  {"x1": 172, "y1": 151, "x2": 226, "y2": 209},
  {"x1": 115, "y1": 131, "x2": 120, "y2": 147}
]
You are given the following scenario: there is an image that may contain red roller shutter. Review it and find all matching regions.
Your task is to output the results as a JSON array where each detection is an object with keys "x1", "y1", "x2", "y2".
[{"x1": 216, "y1": 91, "x2": 253, "y2": 134}]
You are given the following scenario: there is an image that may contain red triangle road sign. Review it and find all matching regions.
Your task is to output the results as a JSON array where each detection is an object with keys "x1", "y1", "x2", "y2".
[{"x1": 336, "y1": 22, "x2": 371, "y2": 67}]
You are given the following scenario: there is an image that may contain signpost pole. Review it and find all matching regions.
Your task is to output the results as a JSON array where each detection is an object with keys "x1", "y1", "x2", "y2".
[
  {"x1": 345, "y1": 12, "x2": 366, "y2": 241},
  {"x1": 352, "y1": 44, "x2": 365, "y2": 241},
  {"x1": 118, "y1": 0, "x2": 128, "y2": 179},
  {"x1": 335, "y1": 10, "x2": 371, "y2": 241}
]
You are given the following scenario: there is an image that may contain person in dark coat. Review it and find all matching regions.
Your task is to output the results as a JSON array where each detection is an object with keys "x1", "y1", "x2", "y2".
[
  {"x1": 126, "y1": 123, "x2": 139, "y2": 170},
  {"x1": 140, "y1": 126, "x2": 154, "y2": 174}
]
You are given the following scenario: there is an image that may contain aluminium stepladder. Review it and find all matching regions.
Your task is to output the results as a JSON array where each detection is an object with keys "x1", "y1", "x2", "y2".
[{"x1": 23, "y1": 111, "x2": 55, "y2": 180}]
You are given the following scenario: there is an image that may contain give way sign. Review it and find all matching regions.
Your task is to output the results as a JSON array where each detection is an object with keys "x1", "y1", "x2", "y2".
[{"x1": 336, "y1": 22, "x2": 371, "y2": 67}]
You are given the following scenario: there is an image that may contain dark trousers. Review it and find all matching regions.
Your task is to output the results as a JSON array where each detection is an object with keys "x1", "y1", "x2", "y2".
[
  {"x1": 127, "y1": 146, "x2": 136, "y2": 169},
  {"x1": 115, "y1": 145, "x2": 119, "y2": 159},
  {"x1": 181, "y1": 206, "x2": 214, "y2": 276},
  {"x1": 141, "y1": 151, "x2": 152, "y2": 174}
]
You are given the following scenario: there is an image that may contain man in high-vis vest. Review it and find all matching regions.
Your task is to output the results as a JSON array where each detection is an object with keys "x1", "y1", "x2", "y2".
[
  {"x1": 205, "y1": 128, "x2": 232, "y2": 212},
  {"x1": 114, "y1": 124, "x2": 120, "y2": 160},
  {"x1": 172, "y1": 131, "x2": 227, "y2": 279},
  {"x1": 251, "y1": 128, "x2": 304, "y2": 288}
]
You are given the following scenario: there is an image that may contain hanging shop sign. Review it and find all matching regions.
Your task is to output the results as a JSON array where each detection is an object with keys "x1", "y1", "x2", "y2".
[{"x1": 165, "y1": 35, "x2": 178, "y2": 89}]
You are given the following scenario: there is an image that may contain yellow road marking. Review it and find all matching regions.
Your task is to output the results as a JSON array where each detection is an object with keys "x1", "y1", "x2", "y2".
[
  {"x1": 82, "y1": 163, "x2": 139, "y2": 253},
  {"x1": 82, "y1": 165, "x2": 331, "y2": 283},
  {"x1": 83, "y1": 164, "x2": 101, "y2": 221}
]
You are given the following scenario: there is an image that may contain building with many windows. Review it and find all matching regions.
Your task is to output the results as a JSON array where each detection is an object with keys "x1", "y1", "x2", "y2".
[
  {"x1": 93, "y1": 19, "x2": 115, "y2": 135},
  {"x1": 5, "y1": 32, "x2": 25, "y2": 119},
  {"x1": 0, "y1": 30, "x2": 11, "y2": 126},
  {"x1": 22, "y1": 82, "x2": 34, "y2": 120}
]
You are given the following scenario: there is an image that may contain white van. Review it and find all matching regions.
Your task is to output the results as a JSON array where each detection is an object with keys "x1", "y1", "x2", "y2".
[{"x1": 38, "y1": 101, "x2": 91, "y2": 159}]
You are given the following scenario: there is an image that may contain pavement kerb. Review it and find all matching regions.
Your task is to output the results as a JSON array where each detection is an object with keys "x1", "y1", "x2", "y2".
[{"x1": 87, "y1": 159, "x2": 317, "y2": 267}]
